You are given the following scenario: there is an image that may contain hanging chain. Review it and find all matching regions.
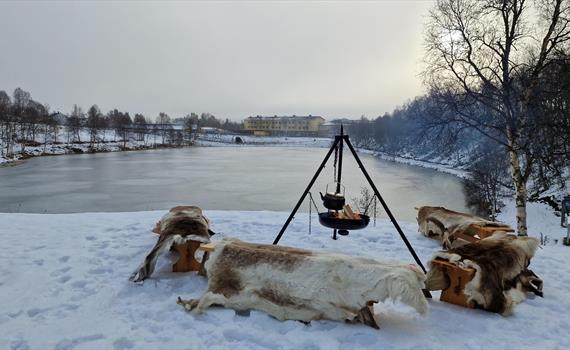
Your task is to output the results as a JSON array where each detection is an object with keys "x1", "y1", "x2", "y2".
[
  {"x1": 333, "y1": 143, "x2": 338, "y2": 182},
  {"x1": 374, "y1": 194, "x2": 378, "y2": 227},
  {"x1": 308, "y1": 193, "x2": 312, "y2": 235},
  {"x1": 307, "y1": 192, "x2": 320, "y2": 235}
]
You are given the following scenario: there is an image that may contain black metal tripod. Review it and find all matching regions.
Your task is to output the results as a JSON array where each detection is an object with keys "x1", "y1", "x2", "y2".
[{"x1": 272, "y1": 127, "x2": 431, "y2": 297}]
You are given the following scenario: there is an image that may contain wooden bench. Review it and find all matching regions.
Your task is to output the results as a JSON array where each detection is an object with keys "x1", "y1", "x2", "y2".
[
  {"x1": 152, "y1": 225, "x2": 217, "y2": 274},
  {"x1": 171, "y1": 241, "x2": 216, "y2": 274},
  {"x1": 431, "y1": 259, "x2": 476, "y2": 308},
  {"x1": 451, "y1": 224, "x2": 515, "y2": 245},
  {"x1": 466, "y1": 224, "x2": 515, "y2": 239}
]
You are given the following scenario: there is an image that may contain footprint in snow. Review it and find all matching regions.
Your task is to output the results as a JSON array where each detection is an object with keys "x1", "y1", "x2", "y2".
[
  {"x1": 27, "y1": 307, "x2": 50, "y2": 318},
  {"x1": 58, "y1": 256, "x2": 70, "y2": 263},
  {"x1": 50, "y1": 266, "x2": 72, "y2": 277},
  {"x1": 9, "y1": 336, "x2": 29, "y2": 350},
  {"x1": 8, "y1": 310, "x2": 24, "y2": 318},
  {"x1": 113, "y1": 337, "x2": 135, "y2": 350},
  {"x1": 54, "y1": 334, "x2": 105, "y2": 350},
  {"x1": 85, "y1": 236, "x2": 96, "y2": 241},
  {"x1": 88, "y1": 267, "x2": 113, "y2": 275},
  {"x1": 71, "y1": 280, "x2": 88, "y2": 288},
  {"x1": 58, "y1": 275, "x2": 72, "y2": 284},
  {"x1": 97, "y1": 241, "x2": 110, "y2": 249}
]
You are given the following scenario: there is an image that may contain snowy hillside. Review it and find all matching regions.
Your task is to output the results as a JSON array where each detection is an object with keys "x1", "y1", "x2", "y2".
[{"x1": 1, "y1": 207, "x2": 569, "y2": 349}]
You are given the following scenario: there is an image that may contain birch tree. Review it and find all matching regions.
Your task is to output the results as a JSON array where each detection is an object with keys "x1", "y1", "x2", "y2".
[{"x1": 424, "y1": 0, "x2": 570, "y2": 235}]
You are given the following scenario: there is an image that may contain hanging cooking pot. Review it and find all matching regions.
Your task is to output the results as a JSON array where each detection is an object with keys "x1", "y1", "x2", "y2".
[{"x1": 320, "y1": 182, "x2": 346, "y2": 210}]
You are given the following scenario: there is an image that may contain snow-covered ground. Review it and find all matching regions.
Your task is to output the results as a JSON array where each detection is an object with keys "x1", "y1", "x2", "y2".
[
  {"x1": 1, "y1": 127, "x2": 471, "y2": 180},
  {"x1": 357, "y1": 149, "x2": 470, "y2": 179},
  {"x1": 195, "y1": 133, "x2": 470, "y2": 178},
  {"x1": 1, "y1": 204, "x2": 569, "y2": 350},
  {"x1": 195, "y1": 134, "x2": 332, "y2": 148},
  {"x1": 1, "y1": 130, "x2": 334, "y2": 165},
  {"x1": 0, "y1": 127, "x2": 180, "y2": 165}
]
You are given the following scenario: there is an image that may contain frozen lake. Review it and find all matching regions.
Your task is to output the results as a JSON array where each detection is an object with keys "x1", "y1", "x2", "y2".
[{"x1": 0, "y1": 146, "x2": 468, "y2": 221}]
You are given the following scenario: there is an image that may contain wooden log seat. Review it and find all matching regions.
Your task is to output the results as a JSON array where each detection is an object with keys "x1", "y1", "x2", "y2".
[
  {"x1": 465, "y1": 224, "x2": 515, "y2": 239},
  {"x1": 171, "y1": 241, "x2": 216, "y2": 274},
  {"x1": 430, "y1": 258, "x2": 476, "y2": 308},
  {"x1": 425, "y1": 233, "x2": 542, "y2": 314}
]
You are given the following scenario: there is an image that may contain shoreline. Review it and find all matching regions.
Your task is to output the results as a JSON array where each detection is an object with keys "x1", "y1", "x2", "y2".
[
  {"x1": 2, "y1": 135, "x2": 469, "y2": 181},
  {"x1": 0, "y1": 141, "x2": 192, "y2": 167}
]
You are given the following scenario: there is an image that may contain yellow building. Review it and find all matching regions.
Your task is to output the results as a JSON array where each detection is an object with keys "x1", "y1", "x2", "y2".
[{"x1": 243, "y1": 115, "x2": 325, "y2": 136}]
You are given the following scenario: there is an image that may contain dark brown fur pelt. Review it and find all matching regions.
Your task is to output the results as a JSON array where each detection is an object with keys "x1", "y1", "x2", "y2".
[{"x1": 426, "y1": 232, "x2": 540, "y2": 315}]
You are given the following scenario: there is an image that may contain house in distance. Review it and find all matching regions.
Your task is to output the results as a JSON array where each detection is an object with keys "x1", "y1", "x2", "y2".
[{"x1": 243, "y1": 115, "x2": 325, "y2": 137}]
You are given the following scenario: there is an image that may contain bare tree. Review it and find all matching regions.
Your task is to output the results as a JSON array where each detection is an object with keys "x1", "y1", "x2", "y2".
[
  {"x1": 133, "y1": 113, "x2": 147, "y2": 142},
  {"x1": 424, "y1": 0, "x2": 570, "y2": 235},
  {"x1": 155, "y1": 112, "x2": 171, "y2": 145},
  {"x1": 12, "y1": 88, "x2": 31, "y2": 151},
  {"x1": 86, "y1": 104, "x2": 102, "y2": 147},
  {"x1": 0, "y1": 91, "x2": 14, "y2": 157},
  {"x1": 67, "y1": 104, "x2": 84, "y2": 143}
]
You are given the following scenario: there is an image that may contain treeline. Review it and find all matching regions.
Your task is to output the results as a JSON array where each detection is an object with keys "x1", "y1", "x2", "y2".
[
  {"x1": 0, "y1": 88, "x2": 241, "y2": 157},
  {"x1": 349, "y1": 0, "x2": 570, "y2": 232}
]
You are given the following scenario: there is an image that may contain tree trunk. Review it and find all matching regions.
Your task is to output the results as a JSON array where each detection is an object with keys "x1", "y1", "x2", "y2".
[{"x1": 508, "y1": 146, "x2": 528, "y2": 236}]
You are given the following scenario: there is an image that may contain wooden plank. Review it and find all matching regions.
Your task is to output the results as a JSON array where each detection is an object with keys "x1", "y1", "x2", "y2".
[
  {"x1": 432, "y1": 259, "x2": 475, "y2": 308},
  {"x1": 198, "y1": 242, "x2": 216, "y2": 253},
  {"x1": 453, "y1": 231, "x2": 478, "y2": 243},
  {"x1": 172, "y1": 241, "x2": 202, "y2": 273},
  {"x1": 467, "y1": 224, "x2": 514, "y2": 239},
  {"x1": 343, "y1": 204, "x2": 357, "y2": 219}
]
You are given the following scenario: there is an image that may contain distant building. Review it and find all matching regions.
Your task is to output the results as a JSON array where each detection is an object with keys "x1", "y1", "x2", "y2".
[{"x1": 243, "y1": 115, "x2": 325, "y2": 136}]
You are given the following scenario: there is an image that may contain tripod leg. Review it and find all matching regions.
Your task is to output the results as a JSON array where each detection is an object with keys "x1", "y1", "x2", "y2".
[
  {"x1": 272, "y1": 137, "x2": 341, "y2": 244},
  {"x1": 344, "y1": 138, "x2": 431, "y2": 298},
  {"x1": 344, "y1": 139, "x2": 428, "y2": 268}
]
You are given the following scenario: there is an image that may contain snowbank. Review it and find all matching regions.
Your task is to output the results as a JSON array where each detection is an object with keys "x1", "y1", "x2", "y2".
[
  {"x1": 195, "y1": 133, "x2": 470, "y2": 178},
  {"x1": 357, "y1": 149, "x2": 470, "y2": 179},
  {"x1": 195, "y1": 134, "x2": 332, "y2": 148},
  {"x1": 1, "y1": 209, "x2": 568, "y2": 349}
]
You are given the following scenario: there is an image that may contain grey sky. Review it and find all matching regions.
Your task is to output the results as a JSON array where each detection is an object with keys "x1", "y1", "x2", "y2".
[{"x1": 0, "y1": 0, "x2": 433, "y2": 120}]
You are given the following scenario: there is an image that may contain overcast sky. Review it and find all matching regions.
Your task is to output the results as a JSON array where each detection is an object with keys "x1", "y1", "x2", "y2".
[{"x1": 0, "y1": 1, "x2": 433, "y2": 121}]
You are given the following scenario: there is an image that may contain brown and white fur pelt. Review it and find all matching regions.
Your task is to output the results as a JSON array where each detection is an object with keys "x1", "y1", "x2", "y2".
[
  {"x1": 129, "y1": 206, "x2": 211, "y2": 283},
  {"x1": 425, "y1": 232, "x2": 542, "y2": 315},
  {"x1": 178, "y1": 238, "x2": 428, "y2": 329},
  {"x1": 416, "y1": 206, "x2": 512, "y2": 248}
]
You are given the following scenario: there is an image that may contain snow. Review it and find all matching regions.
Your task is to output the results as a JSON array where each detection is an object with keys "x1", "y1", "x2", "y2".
[
  {"x1": 0, "y1": 130, "x2": 335, "y2": 165},
  {"x1": 498, "y1": 200, "x2": 569, "y2": 242},
  {"x1": 195, "y1": 134, "x2": 470, "y2": 178},
  {"x1": 368, "y1": 150, "x2": 470, "y2": 179},
  {"x1": 195, "y1": 134, "x2": 333, "y2": 148},
  {"x1": 1, "y1": 207, "x2": 569, "y2": 349},
  {"x1": 2, "y1": 128, "x2": 473, "y2": 180},
  {"x1": 0, "y1": 126, "x2": 168, "y2": 165}
]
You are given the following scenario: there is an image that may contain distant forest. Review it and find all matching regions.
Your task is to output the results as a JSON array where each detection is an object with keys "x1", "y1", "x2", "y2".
[{"x1": 0, "y1": 87, "x2": 243, "y2": 154}]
